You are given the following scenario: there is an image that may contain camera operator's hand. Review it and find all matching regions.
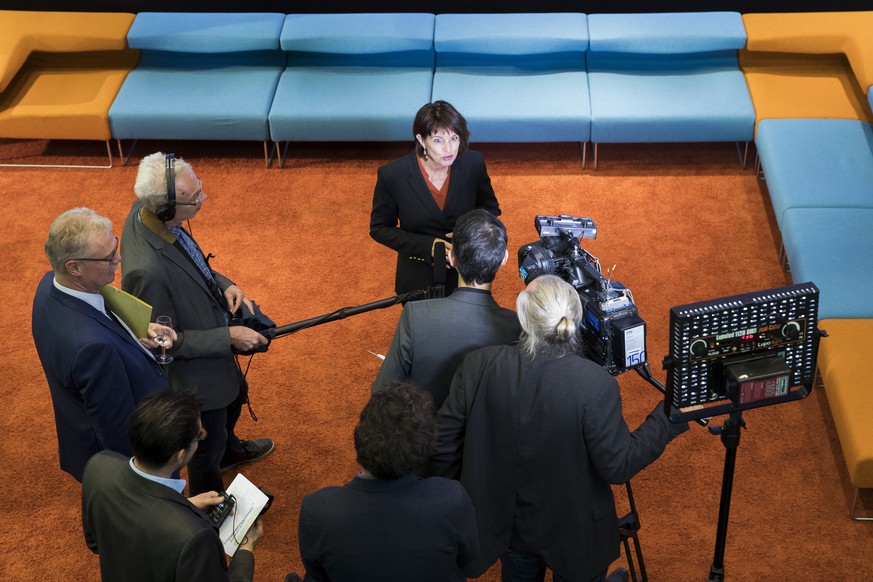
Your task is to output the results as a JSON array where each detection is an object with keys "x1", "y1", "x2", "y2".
[
  {"x1": 238, "y1": 517, "x2": 264, "y2": 552},
  {"x1": 224, "y1": 284, "x2": 253, "y2": 315},
  {"x1": 230, "y1": 326, "x2": 268, "y2": 352},
  {"x1": 188, "y1": 491, "x2": 224, "y2": 510},
  {"x1": 432, "y1": 233, "x2": 453, "y2": 269}
]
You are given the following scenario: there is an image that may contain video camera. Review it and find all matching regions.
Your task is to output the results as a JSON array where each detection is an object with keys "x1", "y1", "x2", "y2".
[{"x1": 518, "y1": 215, "x2": 646, "y2": 375}]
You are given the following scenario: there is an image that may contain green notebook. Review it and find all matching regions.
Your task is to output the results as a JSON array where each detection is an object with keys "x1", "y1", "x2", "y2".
[{"x1": 100, "y1": 285, "x2": 152, "y2": 338}]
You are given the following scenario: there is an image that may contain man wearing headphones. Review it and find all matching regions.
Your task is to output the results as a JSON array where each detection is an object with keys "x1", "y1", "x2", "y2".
[{"x1": 120, "y1": 152, "x2": 272, "y2": 495}]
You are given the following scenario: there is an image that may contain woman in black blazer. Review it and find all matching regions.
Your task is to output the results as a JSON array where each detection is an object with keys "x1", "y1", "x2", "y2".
[{"x1": 369, "y1": 101, "x2": 501, "y2": 298}]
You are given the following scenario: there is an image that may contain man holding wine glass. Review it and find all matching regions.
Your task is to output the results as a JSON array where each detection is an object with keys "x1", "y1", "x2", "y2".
[
  {"x1": 120, "y1": 152, "x2": 273, "y2": 496},
  {"x1": 32, "y1": 207, "x2": 176, "y2": 482}
]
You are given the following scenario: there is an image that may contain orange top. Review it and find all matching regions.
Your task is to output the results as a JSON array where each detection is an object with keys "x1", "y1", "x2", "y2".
[{"x1": 417, "y1": 156, "x2": 451, "y2": 211}]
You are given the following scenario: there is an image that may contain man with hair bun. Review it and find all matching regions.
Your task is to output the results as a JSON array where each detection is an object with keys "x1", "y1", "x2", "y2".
[{"x1": 431, "y1": 275, "x2": 689, "y2": 582}]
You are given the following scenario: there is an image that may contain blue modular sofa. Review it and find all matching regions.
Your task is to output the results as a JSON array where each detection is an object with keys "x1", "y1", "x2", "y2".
[
  {"x1": 755, "y1": 119, "x2": 873, "y2": 232},
  {"x1": 268, "y1": 13, "x2": 436, "y2": 166},
  {"x1": 587, "y1": 12, "x2": 756, "y2": 168},
  {"x1": 108, "y1": 12, "x2": 286, "y2": 164},
  {"x1": 430, "y1": 13, "x2": 591, "y2": 164},
  {"x1": 756, "y1": 118, "x2": 873, "y2": 321},
  {"x1": 780, "y1": 207, "x2": 873, "y2": 320}
]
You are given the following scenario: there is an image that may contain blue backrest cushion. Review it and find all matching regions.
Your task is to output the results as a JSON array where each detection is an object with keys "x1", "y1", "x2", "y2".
[
  {"x1": 434, "y1": 13, "x2": 588, "y2": 69},
  {"x1": 128, "y1": 13, "x2": 285, "y2": 53},
  {"x1": 137, "y1": 51, "x2": 287, "y2": 69},
  {"x1": 281, "y1": 13, "x2": 435, "y2": 67},
  {"x1": 588, "y1": 12, "x2": 746, "y2": 70}
]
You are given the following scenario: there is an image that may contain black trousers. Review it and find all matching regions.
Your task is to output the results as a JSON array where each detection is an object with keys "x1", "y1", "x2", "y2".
[{"x1": 187, "y1": 368, "x2": 248, "y2": 495}]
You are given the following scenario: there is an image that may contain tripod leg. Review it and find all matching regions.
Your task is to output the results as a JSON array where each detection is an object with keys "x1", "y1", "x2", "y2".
[
  {"x1": 708, "y1": 411, "x2": 743, "y2": 582},
  {"x1": 621, "y1": 537, "x2": 637, "y2": 582},
  {"x1": 618, "y1": 481, "x2": 647, "y2": 582}
]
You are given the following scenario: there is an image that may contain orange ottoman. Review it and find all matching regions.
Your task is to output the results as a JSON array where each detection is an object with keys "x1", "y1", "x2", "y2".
[
  {"x1": 817, "y1": 318, "x2": 873, "y2": 519},
  {"x1": 741, "y1": 12, "x2": 873, "y2": 129},
  {"x1": 0, "y1": 11, "x2": 137, "y2": 161}
]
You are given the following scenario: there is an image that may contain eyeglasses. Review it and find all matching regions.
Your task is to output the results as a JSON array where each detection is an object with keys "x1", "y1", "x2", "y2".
[
  {"x1": 71, "y1": 237, "x2": 119, "y2": 263},
  {"x1": 176, "y1": 178, "x2": 203, "y2": 207},
  {"x1": 196, "y1": 426, "x2": 208, "y2": 442}
]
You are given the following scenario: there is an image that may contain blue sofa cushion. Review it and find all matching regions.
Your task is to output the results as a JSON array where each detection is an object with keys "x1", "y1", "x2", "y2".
[
  {"x1": 589, "y1": 69, "x2": 755, "y2": 143},
  {"x1": 110, "y1": 12, "x2": 285, "y2": 141},
  {"x1": 781, "y1": 208, "x2": 873, "y2": 319},
  {"x1": 269, "y1": 14, "x2": 435, "y2": 142},
  {"x1": 430, "y1": 13, "x2": 590, "y2": 143},
  {"x1": 756, "y1": 119, "x2": 873, "y2": 229},
  {"x1": 432, "y1": 70, "x2": 590, "y2": 143},
  {"x1": 587, "y1": 11, "x2": 754, "y2": 144},
  {"x1": 127, "y1": 12, "x2": 285, "y2": 53},
  {"x1": 588, "y1": 12, "x2": 746, "y2": 56},
  {"x1": 280, "y1": 13, "x2": 434, "y2": 67},
  {"x1": 110, "y1": 58, "x2": 284, "y2": 141},
  {"x1": 434, "y1": 13, "x2": 587, "y2": 69},
  {"x1": 268, "y1": 67, "x2": 433, "y2": 141}
]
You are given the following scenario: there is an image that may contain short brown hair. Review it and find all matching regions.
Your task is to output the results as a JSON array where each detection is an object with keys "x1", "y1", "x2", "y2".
[{"x1": 412, "y1": 100, "x2": 470, "y2": 157}]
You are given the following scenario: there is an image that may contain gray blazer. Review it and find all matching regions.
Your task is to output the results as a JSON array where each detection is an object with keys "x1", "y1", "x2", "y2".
[
  {"x1": 82, "y1": 451, "x2": 254, "y2": 582},
  {"x1": 121, "y1": 201, "x2": 240, "y2": 411},
  {"x1": 373, "y1": 287, "x2": 521, "y2": 409}
]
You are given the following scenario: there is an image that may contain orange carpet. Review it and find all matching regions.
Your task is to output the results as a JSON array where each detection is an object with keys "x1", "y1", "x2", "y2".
[{"x1": 2, "y1": 138, "x2": 871, "y2": 581}]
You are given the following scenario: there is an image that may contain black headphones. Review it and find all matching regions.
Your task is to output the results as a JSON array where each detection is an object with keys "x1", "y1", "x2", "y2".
[{"x1": 155, "y1": 153, "x2": 176, "y2": 222}]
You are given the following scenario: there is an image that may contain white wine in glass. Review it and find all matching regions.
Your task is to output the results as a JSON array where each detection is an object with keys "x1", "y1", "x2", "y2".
[{"x1": 154, "y1": 315, "x2": 174, "y2": 364}]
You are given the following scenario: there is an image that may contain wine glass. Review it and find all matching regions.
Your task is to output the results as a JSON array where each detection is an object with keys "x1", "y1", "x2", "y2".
[{"x1": 154, "y1": 315, "x2": 174, "y2": 364}]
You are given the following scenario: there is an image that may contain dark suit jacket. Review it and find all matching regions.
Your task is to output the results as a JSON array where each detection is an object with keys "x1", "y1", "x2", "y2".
[
  {"x1": 121, "y1": 201, "x2": 240, "y2": 411},
  {"x1": 31, "y1": 272, "x2": 168, "y2": 481},
  {"x1": 431, "y1": 345, "x2": 689, "y2": 580},
  {"x1": 373, "y1": 287, "x2": 521, "y2": 409},
  {"x1": 298, "y1": 474, "x2": 478, "y2": 582},
  {"x1": 82, "y1": 451, "x2": 254, "y2": 582},
  {"x1": 370, "y1": 150, "x2": 500, "y2": 294}
]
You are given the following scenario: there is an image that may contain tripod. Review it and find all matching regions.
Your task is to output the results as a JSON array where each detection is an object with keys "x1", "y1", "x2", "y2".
[
  {"x1": 706, "y1": 410, "x2": 745, "y2": 582},
  {"x1": 618, "y1": 481, "x2": 647, "y2": 582}
]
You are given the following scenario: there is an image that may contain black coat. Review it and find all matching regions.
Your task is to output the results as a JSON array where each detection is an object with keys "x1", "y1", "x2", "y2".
[
  {"x1": 370, "y1": 150, "x2": 500, "y2": 295},
  {"x1": 298, "y1": 474, "x2": 478, "y2": 582},
  {"x1": 432, "y1": 345, "x2": 689, "y2": 580}
]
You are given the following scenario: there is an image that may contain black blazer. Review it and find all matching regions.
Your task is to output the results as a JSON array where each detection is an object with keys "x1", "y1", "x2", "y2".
[
  {"x1": 432, "y1": 345, "x2": 689, "y2": 579},
  {"x1": 298, "y1": 474, "x2": 478, "y2": 582},
  {"x1": 31, "y1": 272, "x2": 168, "y2": 481},
  {"x1": 370, "y1": 150, "x2": 500, "y2": 295},
  {"x1": 82, "y1": 451, "x2": 254, "y2": 582}
]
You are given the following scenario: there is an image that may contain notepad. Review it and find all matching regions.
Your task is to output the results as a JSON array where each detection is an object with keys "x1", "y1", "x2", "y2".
[
  {"x1": 220, "y1": 473, "x2": 270, "y2": 557},
  {"x1": 100, "y1": 285, "x2": 152, "y2": 338}
]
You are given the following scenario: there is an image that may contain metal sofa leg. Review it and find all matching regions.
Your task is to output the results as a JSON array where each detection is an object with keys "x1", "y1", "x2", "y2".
[{"x1": 851, "y1": 488, "x2": 873, "y2": 521}]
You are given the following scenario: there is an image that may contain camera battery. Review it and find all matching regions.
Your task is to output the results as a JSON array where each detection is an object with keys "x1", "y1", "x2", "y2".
[{"x1": 723, "y1": 356, "x2": 791, "y2": 405}]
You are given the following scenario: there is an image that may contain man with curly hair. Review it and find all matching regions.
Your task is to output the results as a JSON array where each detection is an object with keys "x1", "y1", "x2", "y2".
[{"x1": 295, "y1": 381, "x2": 478, "y2": 581}]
